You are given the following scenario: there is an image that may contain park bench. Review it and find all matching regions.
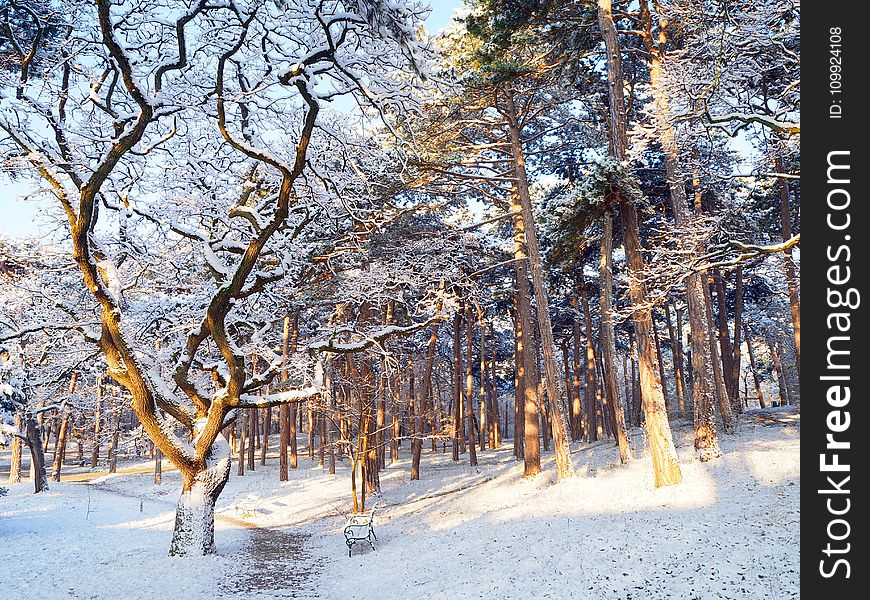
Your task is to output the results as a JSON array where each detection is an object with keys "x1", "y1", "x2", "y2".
[{"x1": 343, "y1": 510, "x2": 376, "y2": 556}]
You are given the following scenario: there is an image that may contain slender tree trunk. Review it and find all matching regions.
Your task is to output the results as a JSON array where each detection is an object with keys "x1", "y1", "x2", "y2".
[
  {"x1": 452, "y1": 312, "x2": 462, "y2": 462},
  {"x1": 91, "y1": 376, "x2": 102, "y2": 468},
  {"x1": 768, "y1": 337, "x2": 790, "y2": 406},
  {"x1": 580, "y1": 278, "x2": 598, "y2": 442},
  {"x1": 108, "y1": 398, "x2": 120, "y2": 474},
  {"x1": 279, "y1": 315, "x2": 291, "y2": 481},
  {"x1": 465, "y1": 306, "x2": 478, "y2": 466},
  {"x1": 775, "y1": 153, "x2": 801, "y2": 372},
  {"x1": 713, "y1": 268, "x2": 738, "y2": 411},
  {"x1": 154, "y1": 447, "x2": 163, "y2": 485},
  {"x1": 599, "y1": 209, "x2": 631, "y2": 462},
  {"x1": 640, "y1": 0, "x2": 722, "y2": 458},
  {"x1": 289, "y1": 311, "x2": 299, "y2": 469},
  {"x1": 479, "y1": 312, "x2": 490, "y2": 452},
  {"x1": 703, "y1": 279, "x2": 734, "y2": 432},
  {"x1": 514, "y1": 286, "x2": 541, "y2": 476},
  {"x1": 571, "y1": 304, "x2": 584, "y2": 440},
  {"x1": 9, "y1": 412, "x2": 23, "y2": 483},
  {"x1": 664, "y1": 302, "x2": 688, "y2": 415},
  {"x1": 599, "y1": 0, "x2": 681, "y2": 485},
  {"x1": 744, "y1": 324, "x2": 765, "y2": 408},
  {"x1": 237, "y1": 411, "x2": 246, "y2": 476},
  {"x1": 504, "y1": 94, "x2": 573, "y2": 480},
  {"x1": 25, "y1": 416, "x2": 48, "y2": 493},
  {"x1": 731, "y1": 267, "x2": 744, "y2": 413},
  {"x1": 512, "y1": 306, "x2": 525, "y2": 460},
  {"x1": 490, "y1": 323, "x2": 501, "y2": 449},
  {"x1": 652, "y1": 311, "x2": 670, "y2": 415}
]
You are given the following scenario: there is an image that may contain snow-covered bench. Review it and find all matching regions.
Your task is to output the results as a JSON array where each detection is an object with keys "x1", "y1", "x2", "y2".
[{"x1": 343, "y1": 510, "x2": 376, "y2": 556}]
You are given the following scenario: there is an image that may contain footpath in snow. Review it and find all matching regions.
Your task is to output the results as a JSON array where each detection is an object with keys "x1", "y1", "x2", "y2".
[{"x1": 0, "y1": 406, "x2": 799, "y2": 599}]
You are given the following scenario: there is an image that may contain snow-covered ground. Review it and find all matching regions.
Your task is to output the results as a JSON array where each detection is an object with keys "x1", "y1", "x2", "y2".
[{"x1": 0, "y1": 407, "x2": 799, "y2": 599}]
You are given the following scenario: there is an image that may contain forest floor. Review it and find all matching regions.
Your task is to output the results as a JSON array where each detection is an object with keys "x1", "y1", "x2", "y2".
[{"x1": 0, "y1": 405, "x2": 799, "y2": 599}]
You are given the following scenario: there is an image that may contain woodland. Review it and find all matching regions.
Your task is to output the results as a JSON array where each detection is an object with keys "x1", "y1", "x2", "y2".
[{"x1": 0, "y1": 0, "x2": 799, "y2": 598}]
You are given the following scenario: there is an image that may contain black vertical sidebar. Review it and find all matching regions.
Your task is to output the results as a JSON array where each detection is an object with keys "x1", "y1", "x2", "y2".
[{"x1": 802, "y1": 2, "x2": 866, "y2": 596}]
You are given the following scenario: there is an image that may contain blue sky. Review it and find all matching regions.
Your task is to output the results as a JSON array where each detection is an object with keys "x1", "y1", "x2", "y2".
[{"x1": 0, "y1": 2, "x2": 464, "y2": 239}]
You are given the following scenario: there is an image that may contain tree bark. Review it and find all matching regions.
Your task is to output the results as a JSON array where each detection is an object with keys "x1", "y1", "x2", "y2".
[
  {"x1": 571, "y1": 306, "x2": 584, "y2": 440},
  {"x1": 599, "y1": 0, "x2": 681, "y2": 485},
  {"x1": 465, "y1": 305, "x2": 478, "y2": 466},
  {"x1": 504, "y1": 92, "x2": 574, "y2": 480},
  {"x1": 9, "y1": 412, "x2": 22, "y2": 483},
  {"x1": 775, "y1": 153, "x2": 801, "y2": 373},
  {"x1": 452, "y1": 311, "x2": 462, "y2": 462},
  {"x1": 279, "y1": 315, "x2": 291, "y2": 481},
  {"x1": 743, "y1": 324, "x2": 765, "y2": 408},
  {"x1": 664, "y1": 302, "x2": 688, "y2": 415},
  {"x1": 168, "y1": 436, "x2": 231, "y2": 556},
  {"x1": 579, "y1": 278, "x2": 598, "y2": 442},
  {"x1": 599, "y1": 209, "x2": 631, "y2": 462},
  {"x1": 639, "y1": 0, "x2": 723, "y2": 459},
  {"x1": 730, "y1": 267, "x2": 744, "y2": 414}
]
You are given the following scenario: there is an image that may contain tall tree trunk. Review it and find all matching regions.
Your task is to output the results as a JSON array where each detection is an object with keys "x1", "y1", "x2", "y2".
[
  {"x1": 664, "y1": 302, "x2": 688, "y2": 415},
  {"x1": 279, "y1": 314, "x2": 291, "y2": 481},
  {"x1": 154, "y1": 447, "x2": 163, "y2": 485},
  {"x1": 599, "y1": 0, "x2": 681, "y2": 485},
  {"x1": 713, "y1": 269, "x2": 738, "y2": 412},
  {"x1": 479, "y1": 310, "x2": 490, "y2": 452},
  {"x1": 768, "y1": 337, "x2": 790, "y2": 406},
  {"x1": 289, "y1": 311, "x2": 299, "y2": 469},
  {"x1": 465, "y1": 305, "x2": 478, "y2": 466},
  {"x1": 504, "y1": 93, "x2": 574, "y2": 480},
  {"x1": 8, "y1": 412, "x2": 23, "y2": 483},
  {"x1": 730, "y1": 267, "x2": 744, "y2": 414},
  {"x1": 490, "y1": 322, "x2": 500, "y2": 449},
  {"x1": 25, "y1": 415, "x2": 48, "y2": 493},
  {"x1": 237, "y1": 411, "x2": 246, "y2": 476},
  {"x1": 52, "y1": 372, "x2": 78, "y2": 482},
  {"x1": 580, "y1": 278, "x2": 598, "y2": 442},
  {"x1": 775, "y1": 153, "x2": 801, "y2": 373},
  {"x1": 452, "y1": 312, "x2": 462, "y2": 462},
  {"x1": 512, "y1": 306, "x2": 525, "y2": 460},
  {"x1": 599, "y1": 209, "x2": 631, "y2": 462},
  {"x1": 571, "y1": 306, "x2": 584, "y2": 440},
  {"x1": 514, "y1": 285, "x2": 541, "y2": 476},
  {"x1": 91, "y1": 376, "x2": 102, "y2": 468},
  {"x1": 639, "y1": 0, "x2": 724, "y2": 460},
  {"x1": 108, "y1": 397, "x2": 120, "y2": 474},
  {"x1": 743, "y1": 324, "x2": 765, "y2": 409},
  {"x1": 702, "y1": 279, "x2": 734, "y2": 432},
  {"x1": 652, "y1": 311, "x2": 670, "y2": 414}
]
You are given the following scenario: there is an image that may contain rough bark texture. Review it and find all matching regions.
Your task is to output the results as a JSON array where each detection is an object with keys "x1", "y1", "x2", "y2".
[
  {"x1": 579, "y1": 278, "x2": 598, "y2": 442},
  {"x1": 599, "y1": 0, "x2": 681, "y2": 485},
  {"x1": 504, "y1": 92, "x2": 574, "y2": 480},
  {"x1": 25, "y1": 416, "x2": 48, "y2": 493},
  {"x1": 599, "y1": 209, "x2": 631, "y2": 462},
  {"x1": 775, "y1": 154, "x2": 801, "y2": 374},
  {"x1": 464, "y1": 306, "x2": 478, "y2": 466},
  {"x1": 168, "y1": 436, "x2": 231, "y2": 556},
  {"x1": 664, "y1": 302, "x2": 688, "y2": 415},
  {"x1": 743, "y1": 324, "x2": 765, "y2": 408},
  {"x1": 8, "y1": 413, "x2": 23, "y2": 483}
]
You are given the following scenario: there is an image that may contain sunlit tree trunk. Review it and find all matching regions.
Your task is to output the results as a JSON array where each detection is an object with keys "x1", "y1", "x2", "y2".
[
  {"x1": 599, "y1": 208, "x2": 631, "y2": 462},
  {"x1": 503, "y1": 92, "x2": 574, "y2": 480},
  {"x1": 599, "y1": 0, "x2": 681, "y2": 485}
]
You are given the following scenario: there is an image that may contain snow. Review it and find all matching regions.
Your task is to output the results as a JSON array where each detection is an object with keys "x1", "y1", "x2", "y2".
[{"x1": 0, "y1": 407, "x2": 799, "y2": 599}]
